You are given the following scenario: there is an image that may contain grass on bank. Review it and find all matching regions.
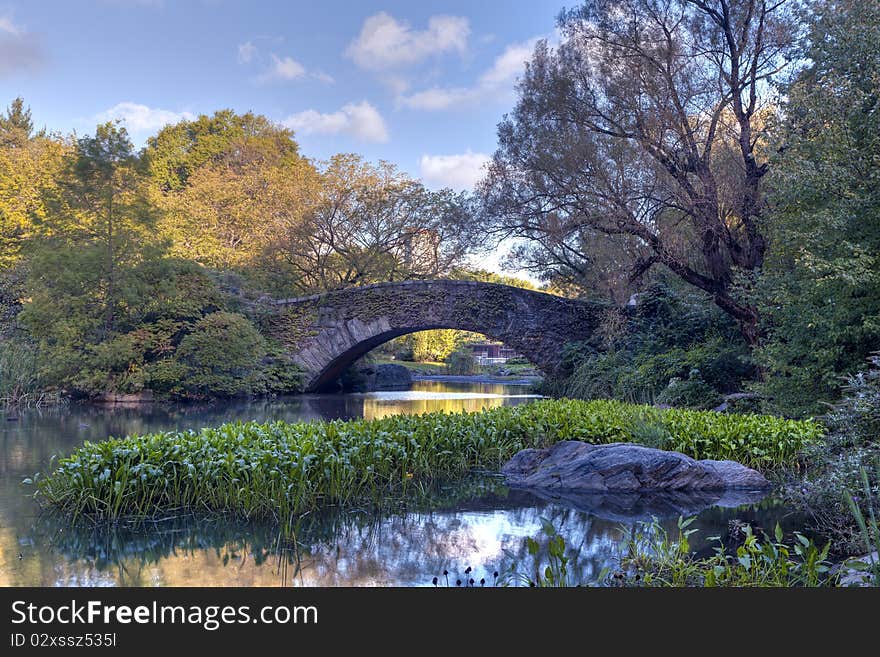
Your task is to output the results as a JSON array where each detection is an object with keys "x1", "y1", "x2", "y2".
[{"x1": 33, "y1": 399, "x2": 823, "y2": 521}]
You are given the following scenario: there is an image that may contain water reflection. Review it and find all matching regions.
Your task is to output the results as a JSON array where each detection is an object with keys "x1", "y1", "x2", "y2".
[
  {"x1": 0, "y1": 382, "x2": 794, "y2": 587},
  {"x1": 0, "y1": 382, "x2": 535, "y2": 586},
  {"x1": 20, "y1": 488, "x2": 795, "y2": 587}
]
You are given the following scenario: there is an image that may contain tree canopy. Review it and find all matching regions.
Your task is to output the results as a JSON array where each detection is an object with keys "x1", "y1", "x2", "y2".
[{"x1": 480, "y1": 0, "x2": 800, "y2": 343}]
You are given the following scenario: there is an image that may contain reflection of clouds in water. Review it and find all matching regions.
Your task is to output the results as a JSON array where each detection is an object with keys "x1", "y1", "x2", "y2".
[
  {"x1": 14, "y1": 496, "x2": 793, "y2": 587},
  {"x1": 284, "y1": 508, "x2": 564, "y2": 586},
  {"x1": 265, "y1": 506, "x2": 631, "y2": 587}
]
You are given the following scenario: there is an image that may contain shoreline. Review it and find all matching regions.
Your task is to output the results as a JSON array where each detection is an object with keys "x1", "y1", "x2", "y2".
[{"x1": 411, "y1": 374, "x2": 542, "y2": 386}]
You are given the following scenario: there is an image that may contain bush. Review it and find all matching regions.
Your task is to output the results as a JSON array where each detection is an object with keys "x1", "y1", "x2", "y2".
[
  {"x1": 35, "y1": 399, "x2": 823, "y2": 521},
  {"x1": 252, "y1": 350, "x2": 305, "y2": 396},
  {"x1": 551, "y1": 284, "x2": 754, "y2": 404},
  {"x1": 782, "y1": 356, "x2": 880, "y2": 555},
  {"x1": 0, "y1": 338, "x2": 42, "y2": 401},
  {"x1": 446, "y1": 348, "x2": 477, "y2": 375},
  {"x1": 614, "y1": 517, "x2": 834, "y2": 587},
  {"x1": 176, "y1": 312, "x2": 266, "y2": 397},
  {"x1": 655, "y1": 370, "x2": 722, "y2": 410}
]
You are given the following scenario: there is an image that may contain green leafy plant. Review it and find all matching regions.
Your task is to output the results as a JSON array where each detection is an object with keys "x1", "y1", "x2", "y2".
[
  {"x1": 615, "y1": 516, "x2": 835, "y2": 587},
  {"x1": 501, "y1": 518, "x2": 575, "y2": 587},
  {"x1": 445, "y1": 348, "x2": 477, "y2": 375},
  {"x1": 842, "y1": 461, "x2": 880, "y2": 586},
  {"x1": 34, "y1": 399, "x2": 822, "y2": 521}
]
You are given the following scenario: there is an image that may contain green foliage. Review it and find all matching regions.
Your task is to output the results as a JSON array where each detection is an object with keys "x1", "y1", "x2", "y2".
[
  {"x1": 0, "y1": 337, "x2": 42, "y2": 401},
  {"x1": 655, "y1": 370, "x2": 723, "y2": 411},
  {"x1": 175, "y1": 312, "x2": 266, "y2": 397},
  {"x1": 35, "y1": 399, "x2": 821, "y2": 520},
  {"x1": 501, "y1": 518, "x2": 576, "y2": 587},
  {"x1": 0, "y1": 97, "x2": 35, "y2": 148},
  {"x1": 615, "y1": 516, "x2": 835, "y2": 587},
  {"x1": 0, "y1": 100, "x2": 68, "y2": 272},
  {"x1": 782, "y1": 356, "x2": 880, "y2": 554},
  {"x1": 144, "y1": 109, "x2": 301, "y2": 192},
  {"x1": 757, "y1": 0, "x2": 880, "y2": 417},
  {"x1": 20, "y1": 254, "x2": 230, "y2": 396},
  {"x1": 446, "y1": 348, "x2": 477, "y2": 375},
  {"x1": 552, "y1": 283, "x2": 754, "y2": 406},
  {"x1": 405, "y1": 329, "x2": 458, "y2": 362},
  {"x1": 825, "y1": 354, "x2": 880, "y2": 443},
  {"x1": 843, "y1": 461, "x2": 880, "y2": 586}
]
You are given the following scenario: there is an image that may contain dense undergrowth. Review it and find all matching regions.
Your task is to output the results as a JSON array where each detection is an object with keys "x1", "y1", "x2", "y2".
[
  {"x1": 34, "y1": 399, "x2": 822, "y2": 521},
  {"x1": 780, "y1": 356, "x2": 880, "y2": 555}
]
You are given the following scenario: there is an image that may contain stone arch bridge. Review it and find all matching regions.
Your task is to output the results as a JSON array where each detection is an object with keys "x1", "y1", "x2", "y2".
[{"x1": 264, "y1": 280, "x2": 605, "y2": 391}]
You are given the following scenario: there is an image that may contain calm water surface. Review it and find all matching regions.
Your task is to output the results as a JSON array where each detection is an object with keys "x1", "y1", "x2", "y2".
[{"x1": 0, "y1": 381, "x2": 796, "y2": 586}]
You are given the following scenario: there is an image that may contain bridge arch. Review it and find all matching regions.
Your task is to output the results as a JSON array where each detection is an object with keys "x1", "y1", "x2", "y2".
[{"x1": 266, "y1": 280, "x2": 604, "y2": 391}]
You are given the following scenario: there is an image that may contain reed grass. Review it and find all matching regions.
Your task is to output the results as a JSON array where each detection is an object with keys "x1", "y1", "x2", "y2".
[{"x1": 34, "y1": 399, "x2": 823, "y2": 521}]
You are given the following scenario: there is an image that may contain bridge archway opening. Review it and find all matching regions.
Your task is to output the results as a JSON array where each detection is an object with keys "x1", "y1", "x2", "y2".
[{"x1": 313, "y1": 327, "x2": 539, "y2": 392}]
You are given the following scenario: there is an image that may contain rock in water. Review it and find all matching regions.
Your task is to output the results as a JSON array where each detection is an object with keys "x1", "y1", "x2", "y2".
[
  {"x1": 501, "y1": 441, "x2": 769, "y2": 493},
  {"x1": 698, "y1": 459, "x2": 770, "y2": 489},
  {"x1": 357, "y1": 363, "x2": 412, "y2": 391}
]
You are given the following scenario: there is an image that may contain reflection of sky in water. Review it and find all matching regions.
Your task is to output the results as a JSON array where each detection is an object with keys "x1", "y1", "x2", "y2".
[
  {"x1": 359, "y1": 391, "x2": 542, "y2": 400},
  {"x1": 0, "y1": 383, "x2": 792, "y2": 587},
  {"x1": 12, "y1": 492, "x2": 793, "y2": 587}
]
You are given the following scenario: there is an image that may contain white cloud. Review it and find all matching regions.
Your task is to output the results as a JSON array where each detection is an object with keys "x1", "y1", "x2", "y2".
[
  {"x1": 399, "y1": 87, "x2": 475, "y2": 111},
  {"x1": 237, "y1": 41, "x2": 257, "y2": 64},
  {"x1": 259, "y1": 54, "x2": 306, "y2": 82},
  {"x1": 0, "y1": 14, "x2": 43, "y2": 77},
  {"x1": 399, "y1": 38, "x2": 538, "y2": 111},
  {"x1": 346, "y1": 12, "x2": 469, "y2": 71},
  {"x1": 478, "y1": 41, "x2": 536, "y2": 87},
  {"x1": 97, "y1": 102, "x2": 195, "y2": 132},
  {"x1": 0, "y1": 16, "x2": 22, "y2": 36},
  {"x1": 419, "y1": 151, "x2": 491, "y2": 190},
  {"x1": 282, "y1": 101, "x2": 389, "y2": 143},
  {"x1": 311, "y1": 71, "x2": 335, "y2": 84}
]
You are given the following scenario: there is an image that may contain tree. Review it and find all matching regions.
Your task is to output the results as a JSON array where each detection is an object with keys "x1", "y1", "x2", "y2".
[
  {"x1": 268, "y1": 154, "x2": 472, "y2": 294},
  {"x1": 145, "y1": 110, "x2": 320, "y2": 288},
  {"x1": 409, "y1": 329, "x2": 459, "y2": 362},
  {"x1": 480, "y1": 0, "x2": 799, "y2": 343},
  {"x1": 756, "y1": 0, "x2": 880, "y2": 415},
  {"x1": 175, "y1": 311, "x2": 267, "y2": 397},
  {"x1": 164, "y1": 135, "x2": 318, "y2": 273},
  {"x1": 19, "y1": 122, "x2": 163, "y2": 390},
  {"x1": 0, "y1": 98, "x2": 68, "y2": 331},
  {"x1": 59, "y1": 122, "x2": 159, "y2": 334},
  {"x1": 145, "y1": 109, "x2": 302, "y2": 192},
  {"x1": 0, "y1": 97, "x2": 36, "y2": 149}
]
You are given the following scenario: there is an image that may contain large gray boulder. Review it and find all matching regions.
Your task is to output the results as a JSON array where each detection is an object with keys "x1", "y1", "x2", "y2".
[
  {"x1": 501, "y1": 441, "x2": 769, "y2": 493},
  {"x1": 358, "y1": 363, "x2": 412, "y2": 391}
]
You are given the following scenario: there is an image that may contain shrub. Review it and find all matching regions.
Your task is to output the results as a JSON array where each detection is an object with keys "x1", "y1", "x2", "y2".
[
  {"x1": 782, "y1": 356, "x2": 880, "y2": 554},
  {"x1": 613, "y1": 516, "x2": 834, "y2": 587},
  {"x1": 446, "y1": 348, "x2": 477, "y2": 375},
  {"x1": 655, "y1": 370, "x2": 723, "y2": 410},
  {"x1": 35, "y1": 399, "x2": 822, "y2": 521},
  {"x1": 0, "y1": 338, "x2": 42, "y2": 402},
  {"x1": 843, "y1": 461, "x2": 880, "y2": 586},
  {"x1": 549, "y1": 283, "x2": 754, "y2": 405},
  {"x1": 176, "y1": 311, "x2": 266, "y2": 397}
]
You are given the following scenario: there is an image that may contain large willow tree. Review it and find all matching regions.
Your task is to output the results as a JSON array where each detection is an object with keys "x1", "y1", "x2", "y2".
[{"x1": 480, "y1": 0, "x2": 799, "y2": 343}]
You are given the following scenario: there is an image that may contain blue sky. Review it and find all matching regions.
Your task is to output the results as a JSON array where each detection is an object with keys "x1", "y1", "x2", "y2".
[{"x1": 1, "y1": 0, "x2": 567, "y2": 192}]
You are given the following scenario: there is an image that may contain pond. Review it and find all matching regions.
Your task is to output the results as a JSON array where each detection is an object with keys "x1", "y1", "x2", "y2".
[{"x1": 0, "y1": 381, "x2": 799, "y2": 586}]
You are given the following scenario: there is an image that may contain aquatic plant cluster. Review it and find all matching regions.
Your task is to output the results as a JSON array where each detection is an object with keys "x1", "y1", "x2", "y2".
[
  {"x1": 614, "y1": 516, "x2": 834, "y2": 587},
  {"x1": 34, "y1": 399, "x2": 822, "y2": 521}
]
